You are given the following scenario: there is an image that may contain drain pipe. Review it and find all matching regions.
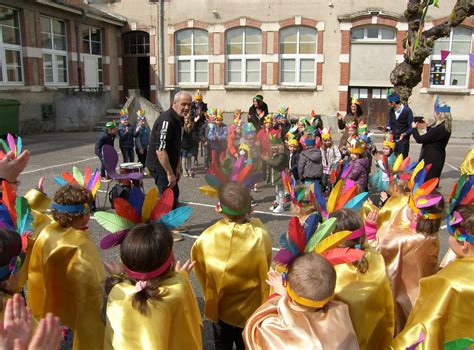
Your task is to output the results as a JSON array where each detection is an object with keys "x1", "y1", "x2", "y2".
[
  {"x1": 159, "y1": 0, "x2": 165, "y2": 91},
  {"x1": 76, "y1": 20, "x2": 82, "y2": 91}
]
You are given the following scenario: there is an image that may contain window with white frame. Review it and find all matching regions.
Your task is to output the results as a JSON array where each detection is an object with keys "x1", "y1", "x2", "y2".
[
  {"x1": 280, "y1": 26, "x2": 317, "y2": 85},
  {"x1": 0, "y1": 6, "x2": 23, "y2": 84},
  {"x1": 41, "y1": 16, "x2": 67, "y2": 84},
  {"x1": 82, "y1": 26, "x2": 103, "y2": 86},
  {"x1": 429, "y1": 26, "x2": 472, "y2": 88},
  {"x1": 226, "y1": 27, "x2": 261, "y2": 84},
  {"x1": 176, "y1": 29, "x2": 208, "y2": 84},
  {"x1": 350, "y1": 26, "x2": 396, "y2": 41}
]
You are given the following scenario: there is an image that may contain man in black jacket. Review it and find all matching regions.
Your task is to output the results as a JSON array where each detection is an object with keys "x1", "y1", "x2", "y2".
[
  {"x1": 95, "y1": 121, "x2": 118, "y2": 178},
  {"x1": 386, "y1": 93, "x2": 413, "y2": 158}
]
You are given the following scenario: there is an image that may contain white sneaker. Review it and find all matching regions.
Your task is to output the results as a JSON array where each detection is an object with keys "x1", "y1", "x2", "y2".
[
  {"x1": 272, "y1": 206, "x2": 284, "y2": 213},
  {"x1": 269, "y1": 202, "x2": 277, "y2": 211}
]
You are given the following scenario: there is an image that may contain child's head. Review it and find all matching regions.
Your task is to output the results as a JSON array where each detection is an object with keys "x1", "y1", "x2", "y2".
[
  {"x1": 448, "y1": 204, "x2": 474, "y2": 257},
  {"x1": 287, "y1": 252, "x2": 336, "y2": 308},
  {"x1": 349, "y1": 152, "x2": 361, "y2": 161},
  {"x1": 51, "y1": 184, "x2": 92, "y2": 229},
  {"x1": 288, "y1": 139, "x2": 299, "y2": 154},
  {"x1": 120, "y1": 116, "x2": 130, "y2": 125},
  {"x1": 329, "y1": 208, "x2": 365, "y2": 248},
  {"x1": 105, "y1": 121, "x2": 118, "y2": 135},
  {"x1": 120, "y1": 222, "x2": 174, "y2": 315},
  {"x1": 322, "y1": 137, "x2": 333, "y2": 148},
  {"x1": 0, "y1": 228, "x2": 22, "y2": 291},
  {"x1": 382, "y1": 146, "x2": 393, "y2": 157},
  {"x1": 218, "y1": 181, "x2": 251, "y2": 222},
  {"x1": 348, "y1": 127, "x2": 357, "y2": 137},
  {"x1": 413, "y1": 191, "x2": 445, "y2": 235},
  {"x1": 388, "y1": 178, "x2": 410, "y2": 197},
  {"x1": 271, "y1": 141, "x2": 285, "y2": 155},
  {"x1": 263, "y1": 115, "x2": 273, "y2": 129},
  {"x1": 215, "y1": 116, "x2": 223, "y2": 126}
]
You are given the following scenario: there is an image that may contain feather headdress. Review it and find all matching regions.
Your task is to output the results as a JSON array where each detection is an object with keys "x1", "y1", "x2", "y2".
[
  {"x1": 446, "y1": 175, "x2": 474, "y2": 242},
  {"x1": 357, "y1": 119, "x2": 368, "y2": 134},
  {"x1": 383, "y1": 133, "x2": 396, "y2": 150},
  {"x1": 0, "y1": 133, "x2": 22, "y2": 161},
  {"x1": 54, "y1": 166, "x2": 101, "y2": 198},
  {"x1": 351, "y1": 95, "x2": 361, "y2": 106},
  {"x1": 273, "y1": 106, "x2": 289, "y2": 122},
  {"x1": 385, "y1": 153, "x2": 413, "y2": 183},
  {"x1": 119, "y1": 107, "x2": 129, "y2": 120},
  {"x1": 208, "y1": 108, "x2": 224, "y2": 121},
  {"x1": 95, "y1": 187, "x2": 192, "y2": 249},
  {"x1": 0, "y1": 181, "x2": 33, "y2": 279},
  {"x1": 233, "y1": 109, "x2": 242, "y2": 126},
  {"x1": 136, "y1": 108, "x2": 146, "y2": 121},
  {"x1": 321, "y1": 127, "x2": 332, "y2": 140}
]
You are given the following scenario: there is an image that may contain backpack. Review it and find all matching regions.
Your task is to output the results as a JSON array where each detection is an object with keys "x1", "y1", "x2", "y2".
[{"x1": 108, "y1": 184, "x2": 130, "y2": 208}]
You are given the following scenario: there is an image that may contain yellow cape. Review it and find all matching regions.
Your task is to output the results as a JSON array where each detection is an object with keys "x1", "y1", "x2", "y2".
[
  {"x1": 391, "y1": 257, "x2": 474, "y2": 349},
  {"x1": 104, "y1": 271, "x2": 203, "y2": 350},
  {"x1": 27, "y1": 221, "x2": 105, "y2": 350},
  {"x1": 459, "y1": 149, "x2": 474, "y2": 175},
  {"x1": 334, "y1": 247, "x2": 394, "y2": 350},
  {"x1": 191, "y1": 218, "x2": 272, "y2": 328}
]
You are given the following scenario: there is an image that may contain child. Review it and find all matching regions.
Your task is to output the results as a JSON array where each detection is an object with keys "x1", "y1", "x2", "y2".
[
  {"x1": 181, "y1": 114, "x2": 195, "y2": 177},
  {"x1": 346, "y1": 139, "x2": 370, "y2": 192},
  {"x1": 200, "y1": 115, "x2": 211, "y2": 170},
  {"x1": 244, "y1": 252, "x2": 359, "y2": 349},
  {"x1": 28, "y1": 184, "x2": 105, "y2": 350},
  {"x1": 288, "y1": 139, "x2": 300, "y2": 183},
  {"x1": 228, "y1": 110, "x2": 243, "y2": 159},
  {"x1": 294, "y1": 117, "x2": 309, "y2": 141},
  {"x1": 340, "y1": 121, "x2": 358, "y2": 159},
  {"x1": 265, "y1": 132, "x2": 289, "y2": 213},
  {"x1": 191, "y1": 90, "x2": 208, "y2": 165},
  {"x1": 94, "y1": 120, "x2": 118, "y2": 178},
  {"x1": 320, "y1": 128, "x2": 341, "y2": 192},
  {"x1": 369, "y1": 134, "x2": 395, "y2": 193},
  {"x1": 392, "y1": 203, "x2": 474, "y2": 349},
  {"x1": 134, "y1": 109, "x2": 150, "y2": 168},
  {"x1": 192, "y1": 181, "x2": 272, "y2": 350},
  {"x1": 297, "y1": 132, "x2": 323, "y2": 185},
  {"x1": 207, "y1": 109, "x2": 228, "y2": 167},
  {"x1": 329, "y1": 208, "x2": 394, "y2": 350},
  {"x1": 104, "y1": 222, "x2": 202, "y2": 349},
  {"x1": 370, "y1": 170, "x2": 445, "y2": 334},
  {"x1": 118, "y1": 108, "x2": 135, "y2": 163},
  {"x1": 273, "y1": 106, "x2": 291, "y2": 140},
  {"x1": 257, "y1": 115, "x2": 273, "y2": 183}
]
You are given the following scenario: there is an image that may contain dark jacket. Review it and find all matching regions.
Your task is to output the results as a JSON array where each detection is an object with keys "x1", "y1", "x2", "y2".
[
  {"x1": 95, "y1": 130, "x2": 115, "y2": 157},
  {"x1": 289, "y1": 151, "x2": 300, "y2": 180},
  {"x1": 182, "y1": 124, "x2": 196, "y2": 150},
  {"x1": 134, "y1": 125, "x2": 150, "y2": 151},
  {"x1": 338, "y1": 113, "x2": 359, "y2": 148},
  {"x1": 118, "y1": 124, "x2": 135, "y2": 148},
  {"x1": 298, "y1": 147, "x2": 323, "y2": 180},
  {"x1": 412, "y1": 122, "x2": 451, "y2": 181},
  {"x1": 388, "y1": 104, "x2": 414, "y2": 140},
  {"x1": 266, "y1": 151, "x2": 289, "y2": 186},
  {"x1": 248, "y1": 102, "x2": 269, "y2": 130},
  {"x1": 347, "y1": 157, "x2": 370, "y2": 190}
]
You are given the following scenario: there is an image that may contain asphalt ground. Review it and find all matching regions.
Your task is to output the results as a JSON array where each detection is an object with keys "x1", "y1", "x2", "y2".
[{"x1": 17, "y1": 130, "x2": 472, "y2": 349}]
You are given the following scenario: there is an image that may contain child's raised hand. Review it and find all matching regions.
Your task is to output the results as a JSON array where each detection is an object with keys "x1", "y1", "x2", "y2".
[
  {"x1": 176, "y1": 259, "x2": 196, "y2": 274},
  {"x1": 367, "y1": 210, "x2": 379, "y2": 224},
  {"x1": 103, "y1": 260, "x2": 122, "y2": 275},
  {"x1": 0, "y1": 294, "x2": 33, "y2": 349},
  {"x1": 380, "y1": 191, "x2": 389, "y2": 204},
  {"x1": 25, "y1": 313, "x2": 62, "y2": 350},
  {"x1": 266, "y1": 269, "x2": 287, "y2": 297}
]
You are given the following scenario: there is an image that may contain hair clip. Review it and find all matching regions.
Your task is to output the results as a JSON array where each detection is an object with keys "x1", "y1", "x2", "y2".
[{"x1": 135, "y1": 280, "x2": 147, "y2": 292}]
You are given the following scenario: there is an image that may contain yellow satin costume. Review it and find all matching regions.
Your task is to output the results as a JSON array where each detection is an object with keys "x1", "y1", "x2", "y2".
[
  {"x1": 369, "y1": 198, "x2": 439, "y2": 334},
  {"x1": 191, "y1": 218, "x2": 272, "y2": 328},
  {"x1": 334, "y1": 247, "x2": 394, "y2": 350},
  {"x1": 459, "y1": 148, "x2": 473, "y2": 175},
  {"x1": 27, "y1": 221, "x2": 105, "y2": 350},
  {"x1": 392, "y1": 257, "x2": 474, "y2": 349},
  {"x1": 104, "y1": 271, "x2": 202, "y2": 349},
  {"x1": 243, "y1": 295, "x2": 359, "y2": 350}
]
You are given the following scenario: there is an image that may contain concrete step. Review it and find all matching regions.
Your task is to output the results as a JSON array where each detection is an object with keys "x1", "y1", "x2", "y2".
[{"x1": 107, "y1": 108, "x2": 121, "y2": 114}]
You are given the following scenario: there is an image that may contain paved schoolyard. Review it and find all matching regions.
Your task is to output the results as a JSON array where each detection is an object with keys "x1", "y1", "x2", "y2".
[{"x1": 18, "y1": 130, "x2": 472, "y2": 349}]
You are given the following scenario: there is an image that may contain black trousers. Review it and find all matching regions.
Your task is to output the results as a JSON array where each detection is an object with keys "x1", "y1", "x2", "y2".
[
  {"x1": 212, "y1": 320, "x2": 244, "y2": 350},
  {"x1": 150, "y1": 169, "x2": 180, "y2": 210},
  {"x1": 120, "y1": 147, "x2": 135, "y2": 163},
  {"x1": 135, "y1": 148, "x2": 147, "y2": 167},
  {"x1": 395, "y1": 139, "x2": 410, "y2": 158}
]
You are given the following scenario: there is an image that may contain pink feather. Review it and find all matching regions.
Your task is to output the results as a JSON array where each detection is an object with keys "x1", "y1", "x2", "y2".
[
  {"x1": 99, "y1": 229, "x2": 130, "y2": 249},
  {"x1": 415, "y1": 194, "x2": 443, "y2": 208},
  {"x1": 7, "y1": 134, "x2": 16, "y2": 157},
  {"x1": 273, "y1": 248, "x2": 296, "y2": 265},
  {"x1": 287, "y1": 217, "x2": 305, "y2": 252}
]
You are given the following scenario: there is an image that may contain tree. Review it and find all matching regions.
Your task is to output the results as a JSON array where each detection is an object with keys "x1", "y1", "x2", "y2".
[{"x1": 390, "y1": 0, "x2": 474, "y2": 103}]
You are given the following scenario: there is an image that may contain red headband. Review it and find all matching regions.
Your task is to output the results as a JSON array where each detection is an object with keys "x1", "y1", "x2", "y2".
[
  {"x1": 347, "y1": 226, "x2": 365, "y2": 240},
  {"x1": 124, "y1": 252, "x2": 174, "y2": 281}
]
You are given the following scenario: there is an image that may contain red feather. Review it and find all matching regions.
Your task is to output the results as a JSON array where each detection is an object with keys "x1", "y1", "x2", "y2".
[
  {"x1": 150, "y1": 188, "x2": 174, "y2": 221},
  {"x1": 309, "y1": 190, "x2": 316, "y2": 208},
  {"x1": 460, "y1": 188, "x2": 474, "y2": 205},
  {"x1": 335, "y1": 185, "x2": 358, "y2": 210},
  {"x1": 322, "y1": 248, "x2": 364, "y2": 265},
  {"x1": 236, "y1": 164, "x2": 253, "y2": 183},
  {"x1": 287, "y1": 217, "x2": 305, "y2": 252},
  {"x1": 62, "y1": 171, "x2": 78, "y2": 185},
  {"x1": 400, "y1": 156, "x2": 411, "y2": 171},
  {"x1": 114, "y1": 198, "x2": 141, "y2": 224},
  {"x1": 416, "y1": 177, "x2": 439, "y2": 196},
  {"x1": 84, "y1": 166, "x2": 91, "y2": 188},
  {"x1": 209, "y1": 163, "x2": 228, "y2": 184},
  {"x1": 1, "y1": 182, "x2": 17, "y2": 227},
  {"x1": 0, "y1": 151, "x2": 5, "y2": 160}
]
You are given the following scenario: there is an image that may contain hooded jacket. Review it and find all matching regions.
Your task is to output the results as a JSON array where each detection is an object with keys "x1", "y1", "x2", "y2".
[
  {"x1": 347, "y1": 157, "x2": 370, "y2": 190},
  {"x1": 298, "y1": 147, "x2": 323, "y2": 180}
]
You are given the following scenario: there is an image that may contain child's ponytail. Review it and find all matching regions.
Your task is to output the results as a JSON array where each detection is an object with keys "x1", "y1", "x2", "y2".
[{"x1": 131, "y1": 279, "x2": 162, "y2": 316}]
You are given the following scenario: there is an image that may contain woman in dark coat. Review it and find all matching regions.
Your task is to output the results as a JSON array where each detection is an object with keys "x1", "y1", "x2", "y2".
[
  {"x1": 412, "y1": 100, "x2": 452, "y2": 182},
  {"x1": 337, "y1": 96, "x2": 363, "y2": 149},
  {"x1": 191, "y1": 91, "x2": 208, "y2": 165},
  {"x1": 248, "y1": 94, "x2": 269, "y2": 130}
]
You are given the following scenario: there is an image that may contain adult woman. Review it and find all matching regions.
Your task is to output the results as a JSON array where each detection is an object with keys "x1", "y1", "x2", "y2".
[
  {"x1": 337, "y1": 96, "x2": 363, "y2": 148},
  {"x1": 412, "y1": 98, "x2": 452, "y2": 182},
  {"x1": 248, "y1": 94, "x2": 268, "y2": 130}
]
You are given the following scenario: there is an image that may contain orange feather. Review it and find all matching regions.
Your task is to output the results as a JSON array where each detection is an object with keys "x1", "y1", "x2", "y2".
[
  {"x1": 322, "y1": 248, "x2": 365, "y2": 265},
  {"x1": 236, "y1": 164, "x2": 254, "y2": 183},
  {"x1": 415, "y1": 178, "x2": 439, "y2": 197},
  {"x1": 335, "y1": 185, "x2": 358, "y2": 210},
  {"x1": 1, "y1": 182, "x2": 17, "y2": 228},
  {"x1": 84, "y1": 166, "x2": 91, "y2": 188},
  {"x1": 62, "y1": 171, "x2": 78, "y2": 185},
  {"x1": 114, "y1": 198, "x2": 141, "y2": 224}
]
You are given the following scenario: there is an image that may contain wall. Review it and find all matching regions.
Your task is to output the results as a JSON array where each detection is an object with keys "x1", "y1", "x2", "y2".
[
  {"x1": 54, "y1": 91, "x2": 112, "y2": 131},
  {"x1": 350, "y1": 43, "x2": 396, "y2": 86}
]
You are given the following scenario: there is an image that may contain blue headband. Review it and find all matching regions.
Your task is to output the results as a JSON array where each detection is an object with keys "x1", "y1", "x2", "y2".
[
  {"x1": 0, "y1": 253, "x2": 25, "y2": 280},
  {"x1": 304, "y1": 138, "x2": 316, "y2": 146},
  {"x1": 387, "y1": 94, "x2": 400, "y2": 103},
  {"x1": 51, "y1": 203, "x2": 87, "y2": 214}
]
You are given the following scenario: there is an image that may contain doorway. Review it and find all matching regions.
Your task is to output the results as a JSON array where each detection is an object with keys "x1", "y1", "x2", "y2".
[
  {"x1": 122, "y1": 31, "x2": 151, "y2": 100},
  {"x1": 349, "y1": 87, "x2": 388, "y2": 129}
]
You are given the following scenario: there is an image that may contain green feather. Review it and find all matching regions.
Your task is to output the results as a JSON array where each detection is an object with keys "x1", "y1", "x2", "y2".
[
  {"x1": 15, "y1": 196, "x2": 28, "y2": 232},
  {"x1": 304, "y1": 217, "x2": 337, "y2": 253},
  {"x1": 0, "y1": 139, "x2": 10, "y2": 153},
  {"x1": 94, "y1": 211, "x2": 134, "y2": 233},
  {"x1": 444, "y1": 337, "x2": 474, "y2": 350},
  {"x1": 73, "y1": 166, "x2": 84, "y2": 186}
]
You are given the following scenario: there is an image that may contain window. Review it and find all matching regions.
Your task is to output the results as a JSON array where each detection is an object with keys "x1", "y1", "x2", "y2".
[
  {"x1": 41, "y1": 16, "x2": 67, "y2": 84},
  {"x1": 226, "y1": 27, "x2": 261, "y2": 84},
  {"x1": 123, "y1": 31, "x2": 149, "y2": 55},
  {"x1": 176, "y1": 29, "x2": 208, "y2": 84},
  {"x1": 350, "y1": 87, "x2": 368, "y2": 99},
  {"x1": 350, "y1": 26, "x2": 396, "y2": 41},
  {"x1": 82, "y1": 26, "x2": 102, "y2": 55},
  {"x1": 0, "y1": 6, "x2": 22, "y2": 84},
  {"x1": 279, "y1": 26, "x2": 317, "y2": 85},
  {"x1": 429, "y1": 27, "x2": 472, "y2": 88}
]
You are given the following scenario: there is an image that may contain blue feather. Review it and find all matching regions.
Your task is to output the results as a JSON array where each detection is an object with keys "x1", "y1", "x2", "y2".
[
  {"x1": 457, "y1": 176, "x2": 474, "y2": 205},
  {"x1": 407, "y1": 161, "x2": 418, "y2": 171},
  {"x1": 54, "y1": 176, "x2": 67, "y2": 186},
  {"x1": 129, "y1": 187, "x2": 145, "y2": 217},
  {"x1": 16, "y1": 136, "x2": 22, "y2": 155},
  {"x1": 87, "y1": 169, "x2": 100, "y2": 189},
  {"x1": 304, "y1": 213, "x2": 321, "y2": 243},
  {"x1": 313, "y1": 180, "x2": 327, "y2": 212},
  {"x1": 344, "y1": 192, "x2": 369, "y2": 211},
  {"x1": 205, "y1": 174, "x2": 222, "y2": 189},
  {"x1": 0, "y1": 206, "x2": 14, "y2": 230},
  {"x1": 158, "y1": 205, "x2": 192, "y2": 228},
  {"x1": 279, "y1": 233, "x2": 299, "y2": 255}
]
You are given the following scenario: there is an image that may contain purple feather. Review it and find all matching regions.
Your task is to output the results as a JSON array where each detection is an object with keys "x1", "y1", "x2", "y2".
[
  {"x1": 230, "y1": 157, "x2": 245, "y2": 181},
  {"x1": 129, "y1": 187, "x2": 145, "y2": 218},
  {"x1": 341, "y1": 163, "x2": 353, "y2": 179},
  {"x1": 99, "y1": 229, "x2": 130, "y2": 249},
  {"x1": 273, "y1": 248, "x2": 296, "y2": 265},
  {"x1": 344, "y1": 179, "x2": 356, "y2": 191}
]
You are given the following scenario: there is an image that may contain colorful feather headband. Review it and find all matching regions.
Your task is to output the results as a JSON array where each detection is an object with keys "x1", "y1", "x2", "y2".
[
  {"x1": 119, "y1": 107, "x2": 129, "y2": 119},
  {"x1": 320, "y1": 127, "x2": 332, "y2": 140},
  {"x1": 208, "y1": 108, "x2": 223, "y2": 121},
  {"x1": 446, "y1": 175, "x2": 474, "y2": 242},
  {"x1": 386, "y1": 154, "x2": 413, "y2": 183},
  {"x1": 273, "y1": 106, "x2": 289, "y2": 121},
  {"x1": 233, "y1": 109, "x2": 242, "y2": 126},
  {"x1": 54, "y1": 166, "x2": 101, "y2": 199},
  {"x1": 95, "y1": 187, "x2": 192, "y2": 249},
  {"x1": 136, "y1": 108, "x2": 146, "y2": 121},
  {"x1": 0, "y1": 182, "x2": 33, "y2": 279},
  {"x1": 0, "y1": 133, "x2": 22, "y2": 161},
  {"x1": 383, "y1": 133, "x2": 396, "y2": 149},
  {"x1": 351, "y1": 95, "x2": 360, "y2": 106}
]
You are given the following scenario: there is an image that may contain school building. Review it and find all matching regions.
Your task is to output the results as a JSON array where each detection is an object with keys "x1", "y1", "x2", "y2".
[{"x1": 1, "y1": 0, "x2": 473, "y2": 136}]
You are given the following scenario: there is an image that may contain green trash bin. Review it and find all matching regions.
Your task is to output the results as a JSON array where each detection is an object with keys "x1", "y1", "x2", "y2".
[{"x1": 0, "y1": 99, "x2": 20, "y2": 136}]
